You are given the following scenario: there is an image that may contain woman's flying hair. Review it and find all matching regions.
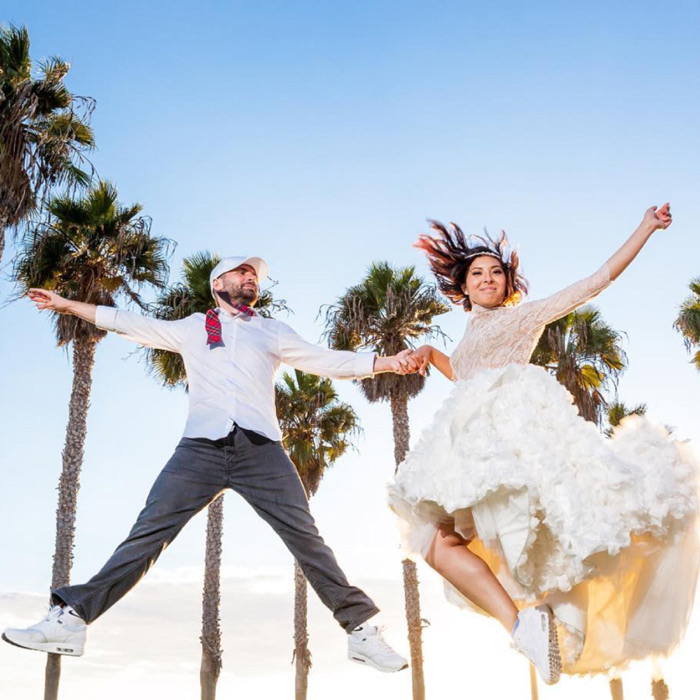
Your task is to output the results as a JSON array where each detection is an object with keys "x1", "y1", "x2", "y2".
[{"x1": 415, "y1": 220, "x2": 528, "y2": 311}]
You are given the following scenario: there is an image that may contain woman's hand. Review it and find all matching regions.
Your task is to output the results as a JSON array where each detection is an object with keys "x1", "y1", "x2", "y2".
[
  {"x1": 643, "y1": 202, "x2": 672, "y2": 233},
  {"x1": 410, "y1": 345, "x2": 432, "y2": 376},
  {"x1": 606, "y1": 203, "x2": 673, "y2": 281}
]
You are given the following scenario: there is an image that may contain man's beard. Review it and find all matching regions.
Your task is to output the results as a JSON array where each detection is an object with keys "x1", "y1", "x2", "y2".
[{"x1": 220, "y1": 281, "x2": 258, "y2": 307}]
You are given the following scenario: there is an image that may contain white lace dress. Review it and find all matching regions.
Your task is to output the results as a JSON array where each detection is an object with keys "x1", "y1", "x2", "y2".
[{"x1": 388, "y1": 263, "x2": 700, "y2": 674}]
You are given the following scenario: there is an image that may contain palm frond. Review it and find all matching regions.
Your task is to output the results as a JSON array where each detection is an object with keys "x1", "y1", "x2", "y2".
[
  {"x1": 531, "y1": 304, "x2": 626, "y2": 425},
  {"x1": 674, "y1": 278, "x2": 700, "y2": 363},
  {"x1": 0, "y1": 25, "x2": 94, "y2": 237},
  {"x1": 13, "y1": 182, "x2": 172, "y2": 346},
  {"x1": 276, "y1": 370, "x2": 361, "y2": 495},
  {"x1": 604, "y1": 400, "x2": 647, "y2": 437},
  {"x1": 322, "y1": 261, "x2": 449, "y2": 403}
]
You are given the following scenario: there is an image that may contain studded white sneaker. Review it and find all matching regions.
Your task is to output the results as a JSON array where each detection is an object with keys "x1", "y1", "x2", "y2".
[
  {"x1": 348, "y1": 623, "x2": 408, "y2": 673},
  {"x1": 3, "y1": 605, "x2": 87, "y2": 656},
  {"x1": 512, "y1": 605, "x2": 561, "y2": 685}
]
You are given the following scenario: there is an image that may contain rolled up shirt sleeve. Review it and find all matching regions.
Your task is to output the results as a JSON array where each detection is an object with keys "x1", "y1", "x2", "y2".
[
  {"x1": 95, "y1": 305, "x2": 190, "y2": 353},
  {"x1": 277, "y1": 322, "x2": 376, "y2": 379}
]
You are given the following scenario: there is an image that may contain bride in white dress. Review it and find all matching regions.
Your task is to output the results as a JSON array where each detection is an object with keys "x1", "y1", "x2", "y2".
[{"x1": 389, "y1": 204, "x2": 699, "y2": 684}]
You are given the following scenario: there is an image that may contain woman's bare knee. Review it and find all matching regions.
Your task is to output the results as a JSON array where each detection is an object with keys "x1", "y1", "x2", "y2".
[{"x1": 425, "y1": 524, "x2": 466, "y2": 571}]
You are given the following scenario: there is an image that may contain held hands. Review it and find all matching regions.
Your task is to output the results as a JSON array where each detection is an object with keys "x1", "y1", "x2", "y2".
[
  {"x1": 27, "y1": 289, "x2": 71, "y2": 313},
  {"x1": 408, "y1": 345, "x2": 431, "y2": 376},
  {"x1": 377, "y1": 349, "x2": 419, "y2": 375},
  {"x1": 643, "y1": 202, "x2": 672, "y2": 232},
  {"x1": 380, "y1": 347, "x2": 431, "y2": 376}
]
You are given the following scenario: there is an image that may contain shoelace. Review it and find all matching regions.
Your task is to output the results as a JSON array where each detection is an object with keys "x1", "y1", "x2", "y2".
[
  {"x1": 42, "y1": 606, "x2": 64, "y2": 623},
  {"x1": 356, "y1": 626, "x2": 396, "y2": 653},
  {"x1": 27, "y1": 605, "x2": 64, "y2": 630}
]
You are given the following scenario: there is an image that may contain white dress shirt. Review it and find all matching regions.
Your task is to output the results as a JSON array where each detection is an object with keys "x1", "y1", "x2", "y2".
[{"x1": 95, "y1": 306, "x2": 376, "y2": 441}]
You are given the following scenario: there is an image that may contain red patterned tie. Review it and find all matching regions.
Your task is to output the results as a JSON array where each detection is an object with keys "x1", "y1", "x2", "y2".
[
  {"x1": 206, "y1": 309, "x2": 223, "y2": 347},
  {"x1": 206, "y1": 306, "x2": 256, "y2": 348}
]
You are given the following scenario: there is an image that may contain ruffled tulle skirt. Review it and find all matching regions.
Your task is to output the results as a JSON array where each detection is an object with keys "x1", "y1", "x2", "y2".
[{"x1": 388, "y1": 363, "x2": 700, "y2": 674}]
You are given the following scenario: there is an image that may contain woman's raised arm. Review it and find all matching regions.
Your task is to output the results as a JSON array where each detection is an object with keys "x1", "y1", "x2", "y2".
[{"x1": 605, "y1": 203, "x2": 671, "y2": 280}]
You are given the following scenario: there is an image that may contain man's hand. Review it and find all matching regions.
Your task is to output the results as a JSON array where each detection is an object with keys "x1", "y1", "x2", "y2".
[
  {"x1": 28, "y1": 289, "x2": 72, "y2": 313},
  {"x1": 27, "y1": 289, "x2": 97, "y2": 324}
]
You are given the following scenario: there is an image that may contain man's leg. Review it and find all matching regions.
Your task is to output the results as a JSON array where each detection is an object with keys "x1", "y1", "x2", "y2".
[
  {"x1": 228, "y1": 427, "x2": 379, "y2": 631},
  {"x1": 52, "y1": 437, "x2": 226, "y2": 623}
]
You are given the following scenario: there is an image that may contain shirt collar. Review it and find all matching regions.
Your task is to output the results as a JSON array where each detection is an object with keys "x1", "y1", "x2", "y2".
[{"x1": 216, "y1": 306, "x2": 255, "y2": 319}]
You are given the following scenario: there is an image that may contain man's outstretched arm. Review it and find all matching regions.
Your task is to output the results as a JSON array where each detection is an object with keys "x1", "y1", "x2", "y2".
[
  {"x1": 277, "y1": 321, "x2": 418, "y2": 379},
  {"x1": 29, "y1": 289, "x2": 97, "y2": 323},
  {"x1": 28, "y1": 289, "x2": 189, "y2": 353}
]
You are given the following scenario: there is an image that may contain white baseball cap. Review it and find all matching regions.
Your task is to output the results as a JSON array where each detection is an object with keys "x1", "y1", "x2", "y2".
[{"x1": 209, "y1": 255, "x2": 269, "y2": 298}]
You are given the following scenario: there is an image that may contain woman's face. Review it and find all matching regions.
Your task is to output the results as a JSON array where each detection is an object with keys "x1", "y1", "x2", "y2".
[{"x1": 463, "y1": 255, "x2": 507, "y2": 308}]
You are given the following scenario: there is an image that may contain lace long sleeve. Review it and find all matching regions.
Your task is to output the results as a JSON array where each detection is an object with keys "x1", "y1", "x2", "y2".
[{"x1": 515, "y1": 263, "x2": 612, "y2": 332}]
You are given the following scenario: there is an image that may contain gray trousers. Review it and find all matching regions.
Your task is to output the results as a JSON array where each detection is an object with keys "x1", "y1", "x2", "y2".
[{"x1": 53, "y1": 425, "x2": 379, "y2": 631}]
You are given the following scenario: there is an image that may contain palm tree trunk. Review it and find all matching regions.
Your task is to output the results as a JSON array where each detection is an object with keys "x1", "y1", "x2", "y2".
[
  {"x1": 390, "y1": 392, "x2": 425, "y2": 700},
  {"x1": 0, "y1": 229, "x2": 6, "y2": 274},
  {"x1": 402, "y1": 559, "x2": 425, "y2": 700},
  {"x1": 0, "y1": 213, "x2": 8, "y2": 276},
  {"x1": 609, "y1": 677, "x2": 624, "y2": 700},
  {"x1": 390, "y1": 392, "x2": 411, "y2": 468},
  {"x1": 651, "y1": 678, "x2": 669, "y2": 700},
  {"x1": 293, "y1": 559, "x2": 312, "y2": 700},
  {"x1": 529, "y1": 665, "x2": 539, "y2": 700},
  {"x1": 44, "y1": 336, "x2": 97, "y2": 700},
  {"x1": 201, "y1": 495, "x2": 224, "y2": 700}
]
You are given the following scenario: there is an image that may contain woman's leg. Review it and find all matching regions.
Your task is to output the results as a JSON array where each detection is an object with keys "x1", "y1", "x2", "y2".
[{"x1": 425, "y1": 523, "x2": 518, "y2": 632}]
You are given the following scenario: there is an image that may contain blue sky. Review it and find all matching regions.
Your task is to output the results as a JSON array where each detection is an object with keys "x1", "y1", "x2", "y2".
[{"x1": 1, "y1": 1, "x2": 700, "y2": 698}]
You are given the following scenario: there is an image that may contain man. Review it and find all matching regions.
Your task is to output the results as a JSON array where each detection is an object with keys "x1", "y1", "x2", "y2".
[{"x1": 4, "y1": 256, "x2": 415, "y2": 672}]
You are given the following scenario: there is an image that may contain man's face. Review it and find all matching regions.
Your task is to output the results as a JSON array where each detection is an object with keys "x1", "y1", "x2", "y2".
[{"x1": 213, "y1": 264, "x2": 259, "y2": 306}]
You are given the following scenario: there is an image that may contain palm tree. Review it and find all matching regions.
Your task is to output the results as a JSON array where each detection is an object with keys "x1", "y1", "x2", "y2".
[
  {"x1": 529, "y1": 666, "x2": 539, "y2": 700},
  {"x1": 0, "y1": 24, "x2": 94, "y2": 268},
  {"x1": 276, "y1": 370, "x2": 361, "y2": 700},
  {"x1": 530, "y1": 305, "x2": 626, "y2": 425},
  {"x1": 674, "y1": 277, "x2": 700, "y2": 371},
  {"x1": 13, "y1": 180, "x2": 171, "y2": 700},
  {"x1": 652, "y1": 678, "x2": 670, "y2": 700},
  {"x1": 322, "y1": 261, "x2": 450, "y2": 700},
  {"x1": 604, "y1": 400, "x2": 647, "y2": 437},
  {"x1": 146, "y1": 251, "x2": 288, "y2": 700},
  {"x1": 610, "y1": 677, "x2": 624, "y2": 700}
]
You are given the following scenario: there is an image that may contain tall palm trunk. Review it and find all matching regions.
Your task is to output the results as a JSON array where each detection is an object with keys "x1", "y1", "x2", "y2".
[
  {"x1": 293, "y1": 559, "x2": 312, "y2": 699},
  {"x1": 200, "y1": 495, "x2": 224, "y2": 700},
  {"x1": 0, "y1": 217, "x2": 6, "y2": 273},
  {"x1": 0, "y1": 212, "x2": 10, "y2": 289},
  {"x1": 390, "y1": 392, "x2": 425, "y2": 700},
  {"x1": 609, "y1": 677, "x2": 624, "y2": 700},
  {"x1": 293, "y1": 476, "x2": 313, "y2": 700},
  {"x1": 529, "y1": 665, "x2": 539, "y2": 700},
  {"x1": 651, "y1": 678, "x2": 669, "y2": 700},
  {"x1": 44, "y1": 336, "x2": 97, "y2": 700}
]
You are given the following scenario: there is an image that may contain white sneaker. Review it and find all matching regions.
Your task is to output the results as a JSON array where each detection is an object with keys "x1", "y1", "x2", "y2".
[
  {"x1": 2, "y1": 605, "x2": 86, "y2": 656},
  {"x1": 348, "y1": 623, "x2": 408, "y2": 673},
  {"x1": 512, "y1": 605, "x2": 561, "y2": 685}
]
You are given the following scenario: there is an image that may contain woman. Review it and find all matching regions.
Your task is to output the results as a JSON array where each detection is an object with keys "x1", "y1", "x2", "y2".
[{"x1": 388, "y1": 204, "x2": 699, "y2": 684}]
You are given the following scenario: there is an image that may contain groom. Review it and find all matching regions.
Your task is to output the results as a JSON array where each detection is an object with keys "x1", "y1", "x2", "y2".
[{"x1": 4, "y1": 255, "x2": 415, "y2": 672}]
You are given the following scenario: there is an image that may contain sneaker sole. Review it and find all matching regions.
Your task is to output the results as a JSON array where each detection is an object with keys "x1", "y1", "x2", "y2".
[
  {"x1": 348, "y1": 652, "x2": 409, "y2": 673},
  {"x1": 538, "y1": 606, "x2": 561, "y2": 685},
  {"x1": 2, "y1": 632, "x2": 84, "y2": 657}
]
